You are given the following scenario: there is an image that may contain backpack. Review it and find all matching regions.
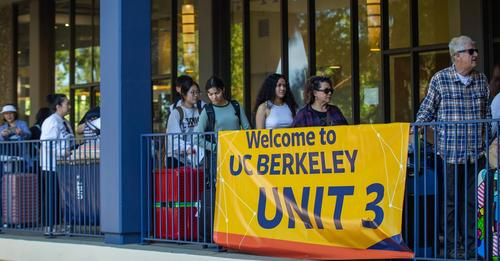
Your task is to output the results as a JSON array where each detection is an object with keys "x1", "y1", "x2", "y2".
[
  {"x1": 165, "y1": 100, "x2": 204, "y2": 129},
  {"x1": 204, "y1": 100, "x2": 241, "y2": 132}
]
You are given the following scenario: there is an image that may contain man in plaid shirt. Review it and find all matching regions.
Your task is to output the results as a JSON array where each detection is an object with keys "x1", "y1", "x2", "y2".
[{"x1": 416, "y1": 35, "x2": 490, "y2": 259}]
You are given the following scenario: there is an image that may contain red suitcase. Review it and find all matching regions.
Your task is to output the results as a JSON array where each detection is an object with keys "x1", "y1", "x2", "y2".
[
  {"x1": 153, "y1": 167, "x2": 204, "y2": 240},
  {"x1": 154, "y1": 201, "x2": 199, "y2": 240},
  {"x1": 1, "y1": 173, "x2": 38, "y2": 225}
]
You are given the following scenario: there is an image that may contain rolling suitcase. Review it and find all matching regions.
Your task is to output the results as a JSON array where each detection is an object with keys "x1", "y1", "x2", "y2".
[
  {"x1": 1, "y1": 173, "x2": 38, "y2": 226},
  {"x1": 57, "y1": 158, "x2": 100, "y2": 226},
  {"x1": 153, "y1": 167, "x2": 204, "y2": 240}
]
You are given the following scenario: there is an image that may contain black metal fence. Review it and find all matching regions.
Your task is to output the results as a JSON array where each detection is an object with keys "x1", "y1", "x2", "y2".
[
  {"x1": 141, "y1": 121, "x2": 499, "y2": 260},
  {"x1": 0, "y1": 138, "x2": 101, "y2": 237}
]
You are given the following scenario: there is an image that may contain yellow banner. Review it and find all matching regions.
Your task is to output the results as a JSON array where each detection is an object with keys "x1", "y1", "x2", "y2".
[{"x1": 214, "y1": 123, "x2": 412, "y2": 259}]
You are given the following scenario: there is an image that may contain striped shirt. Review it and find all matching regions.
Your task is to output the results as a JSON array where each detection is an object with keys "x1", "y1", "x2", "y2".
[{"x1": 416, "y1": 65, "x2": 491, "y2": 163}]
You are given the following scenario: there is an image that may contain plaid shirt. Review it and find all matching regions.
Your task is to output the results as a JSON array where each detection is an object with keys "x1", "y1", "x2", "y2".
[
  {"x1": 292, "y1": 104, "x2": 348, "y2": 127},
  {"x1": 416, "y1": 65, "x2": 491, "y2": 164}
]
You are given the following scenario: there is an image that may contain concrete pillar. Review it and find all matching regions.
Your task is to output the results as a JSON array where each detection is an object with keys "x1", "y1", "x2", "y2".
[{"x1": 100, "y1": 0, "x2": 152, "y2": 244}]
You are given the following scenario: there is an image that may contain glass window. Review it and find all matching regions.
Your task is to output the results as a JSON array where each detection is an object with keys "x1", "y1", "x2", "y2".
[
  {"x1": 389, "y1": 54, "x2": 412, "y2": 122},
  {"x1": 419, "y1": 50, "x2": 450, "y2": 101},
  {"x1": 93, "y1": 0, "x2": 100, "y2": 82},
  {"x1": 55, "y1": 0, "x2": 70, "y2": 96},
  {"x1": 16, "y1": 2, "x2": 31, "y2": 121},
  {"x1": 288, "y1": 0, "x2": 309, "y2": 107},
  {"x1": 152, "y1": 0, "x2": 172, "y2": 77},
  {"x1": 230, "y1": 0, "x2": 244, "y2": 106},
  {"x1": 75, "y1": 0, "x2": 95, "y2": 84},
  {"x1": 359, "y1": 0, "x2": 383, "y2": 123},
  {"x1": 316, "y1": 0, "x2": 352, "y2": 122},
  {"x1": 178, "y1": 0, "x2": 199, "y2": 81},
  {"x1": 152, "y1": 79, "x2": 172, "y2": 133},
  {"x1": 418, "y1": 0, "x2": 460, "y2": 45},
  {"x1": 250, "y1": 0, "x2": 281, "y2": 112},
  {"x1": 74, "y1": 88, "x2": 91, "y2": 127},
  {"x1": 388, "y1": 0, "x2": 410, "y2": 49}
]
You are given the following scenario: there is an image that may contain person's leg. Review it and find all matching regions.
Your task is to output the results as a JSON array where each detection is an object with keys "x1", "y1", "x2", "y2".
[{"x1": 445, "y1": 162, "x2": 459, "y2": 258}]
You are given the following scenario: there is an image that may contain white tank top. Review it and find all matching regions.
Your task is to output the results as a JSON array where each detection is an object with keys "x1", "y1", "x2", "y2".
[{"x1": 264, "y1": 101, "x2": 293, "y2": 129}]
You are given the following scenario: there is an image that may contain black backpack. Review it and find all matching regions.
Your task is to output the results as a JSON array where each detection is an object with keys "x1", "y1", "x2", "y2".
[
  {"x1": 165, "y1": 100, "x2": 204, "y2": 129},
  {"x1": 204, "y1": 100, "x2": 241, "y2": 132}
]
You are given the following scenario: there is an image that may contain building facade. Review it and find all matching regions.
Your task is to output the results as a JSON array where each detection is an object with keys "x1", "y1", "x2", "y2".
[
  {"x1": 0, "y1": 0, "x2": 499, "y2": 245},
  {"x1": 0, "y1": 0, "x2": 499, "y2": 129}
]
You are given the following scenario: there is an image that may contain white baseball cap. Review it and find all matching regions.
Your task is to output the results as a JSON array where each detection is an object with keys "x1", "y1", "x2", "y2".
[{"x1": 1, "y1": 105, "x2": 17, "y2": 114}]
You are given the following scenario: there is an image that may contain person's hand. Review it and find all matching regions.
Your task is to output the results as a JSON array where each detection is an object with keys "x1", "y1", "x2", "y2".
[
  {"x1": 14, "y1": 128, "x2": 22, "y2": 135},
  {"x1": 1, "y1": 129, "x2": 10, "y2": 137}
]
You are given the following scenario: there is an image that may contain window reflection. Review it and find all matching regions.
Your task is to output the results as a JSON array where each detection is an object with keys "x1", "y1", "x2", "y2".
[
  {"x1": 16, "y1": 2, "x2": 31, "y2": 122},
  {"x1": 388, "y1": 0, "x2": 410, "y2": 49},
  {"x1": 359, "y1": 0, "x2": 383, "y2": 123},
  {"x1": 152, "y1": 80, "x2": 172, "y2": 133},
  {"x1": 75, "y1": 0, "x2": 97, "y2": 85},
  {"x1": 55, "y1": 0, "x2": 70, "y2": 96},
  {"x1": 418, "y1": 0, "x2": 460, "y2": 45},
  {"x1": 316, "y1": 0, "x2": 352, "y2": 122},
  {"x1": 74, "y1": 88, "x2": 91, "y2": 129},
  {"x1": 288, "y1": 0, "x2": 308, "y2": 107},
  {"x1": 250, "y1": 0, "x2": 281, "y2": 113},
  {"x1": 231, "y1": 0, "x2": 244, "y2": 106},
  {"x1": 390, "y1": 54, "x2": 412, "y2": 122},
  {"x1": 177, "y1": 0, "x2": 199, "y2": 81},
  {"x1": 419, "y1": 51, "x2": 450, "y2": 101},
  {"x1": 152, "y1": 0, "x2": 172, "y2": 77}
]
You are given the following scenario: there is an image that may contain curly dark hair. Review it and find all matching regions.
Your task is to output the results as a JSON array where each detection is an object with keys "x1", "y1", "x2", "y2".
[
  {"x1": 303, "y1": 76, "x2": 333, "y2": 105},
  {"x1": 253, "y1": 73, "x2": 297, "y2": 116}
]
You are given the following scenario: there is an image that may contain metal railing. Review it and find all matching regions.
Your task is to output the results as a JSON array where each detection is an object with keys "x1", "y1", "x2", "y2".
[
  {"x1": 407, "y1": 119, "x2": 499, "y2": 260},
  {"x1": 141, "y1": 121, "x2": 499, "y2": 260},
  {"x1": 141, "y1": 132, "x2": 217, "y2": 246},
  {"x1": 0, "y1": 137, "x2": 101, "y2": 237}
]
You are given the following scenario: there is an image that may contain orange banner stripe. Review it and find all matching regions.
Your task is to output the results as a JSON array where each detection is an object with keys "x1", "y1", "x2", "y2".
[{"x1": 214, "y1": 232, "x2": 414, "y2": 260}]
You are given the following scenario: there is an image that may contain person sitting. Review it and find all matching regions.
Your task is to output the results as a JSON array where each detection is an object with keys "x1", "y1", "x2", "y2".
[{"x1": 0, "y1": 104, "x2": 31, "y2": 141}]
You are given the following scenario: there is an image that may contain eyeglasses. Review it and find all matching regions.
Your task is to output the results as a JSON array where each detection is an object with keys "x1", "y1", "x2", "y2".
[
  {"x1": 315, "y1": 88, "x2": 334, "y2": 95},
  {"x1": 455, "y1": 48, "x2": 478, "y2": 55}
]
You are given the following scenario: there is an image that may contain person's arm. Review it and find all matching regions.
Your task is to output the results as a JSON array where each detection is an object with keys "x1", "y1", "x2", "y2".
[
  {"x1": 76, "y1": 123, "x2": 86, "y2": 134},
  {"x1": 17, "y1": 121, "x2": 31, "y2": 140},
  {"x1": 291, "y1": 109, "x2": 306, "y2": 127},
  {"x1": 255, "y1": 103, "x2": 267, "y2": 129},
  {"x1": 193, "y1": 109, "x2": 216, "y2": 151},
  {"x1": 0, "y1": 124, "x2": 7, "y2": 141},
  {"x1": 166, "y1": 108, "x2": 188, "y2": 154},
  {"x1": 416, "y1": 76, "x2": 441, "y2": 123},
  {"x1": 239, "y1": 104, "x2": 251, "y2": 130}
]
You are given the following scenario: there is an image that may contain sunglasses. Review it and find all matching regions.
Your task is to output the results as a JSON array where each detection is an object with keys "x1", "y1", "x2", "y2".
[
  {"x1": 455, "y1": 48, "x2": 478, "y2": 55},
  {"x1": 315, "y1": 88, "x2": 334, "y2": 94}
]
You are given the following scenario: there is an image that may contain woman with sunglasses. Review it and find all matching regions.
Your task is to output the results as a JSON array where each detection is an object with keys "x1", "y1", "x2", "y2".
[{"x1": 291, "y1": 76, "x2": 348, "y2": 127}]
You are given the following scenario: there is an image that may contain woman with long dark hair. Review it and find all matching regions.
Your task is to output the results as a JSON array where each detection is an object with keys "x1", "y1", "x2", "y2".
[
  {"x1": 254, "y1": 73, "x2": 297, "y2": 129},
  {"x1": 292, "y1": 76, "x2": 348, "y2": 127}
]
